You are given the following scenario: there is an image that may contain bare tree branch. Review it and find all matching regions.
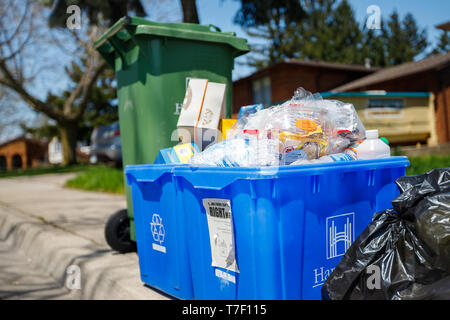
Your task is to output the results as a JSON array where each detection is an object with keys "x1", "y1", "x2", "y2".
[
  {"x1": 70, "y1": 60, "x2": 107, "y2": 120},
  {"x1": 0, "y1": 59, "x2": 62, "y2": 121},
  {"x1": 0, "y1": 0, "x2": 30, "y2": 47}
]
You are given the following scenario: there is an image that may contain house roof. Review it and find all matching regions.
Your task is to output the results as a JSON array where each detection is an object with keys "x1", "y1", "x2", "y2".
[
  {"x1": 331, "y1": 52, "x2": 450, "y2": 92},
  {"x1": 320, "y1": 91, "x2": 430, "y2": 98},
  {"x1": 0, "y1": 136, "x2": 26, "y2": 149},
  {"x1": 233, "y1": 59, "x2": 376, "y2": 83},
  {"x1": 0, "y1": 136, "x2": 44, "y2": 149},
  {"x1": 285, "y1": 59, "x2": 378, "y2": 72}
]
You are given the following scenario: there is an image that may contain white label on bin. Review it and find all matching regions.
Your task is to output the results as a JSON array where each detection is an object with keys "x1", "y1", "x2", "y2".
[
  {"x1": 215, "y1": 268, "x2": 236, "y2": 284},
  {"x1": 150, "y1": 213, "x2": 166, "y2": 253},
  {"x1": 203, "y1": 198, "x2": 239, "y2": 273},
  {"x1": 152, "y1": 243, "x2": 166, "y2": 253}
]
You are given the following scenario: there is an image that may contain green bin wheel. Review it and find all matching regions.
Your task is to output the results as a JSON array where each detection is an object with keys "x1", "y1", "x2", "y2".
[{"x1": 105, "y1": 209, "x2": 136, "y2": 253}]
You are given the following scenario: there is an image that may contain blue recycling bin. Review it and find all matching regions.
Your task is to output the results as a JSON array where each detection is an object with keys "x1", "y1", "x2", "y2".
[
  {"x1": 173, "y1": 157, "x2": 409, "y2": 300},
  {"x1": 125, "y1": 164, "x2": 193, "y2": 299}
]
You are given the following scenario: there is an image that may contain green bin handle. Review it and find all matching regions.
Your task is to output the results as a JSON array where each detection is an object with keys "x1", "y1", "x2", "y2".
[
  {"x1": 207, "y1": 24, "x2": 221, "y2": 32},
  {"x1": 206, "y1": 24, "x2": 237, "y2": 37}
]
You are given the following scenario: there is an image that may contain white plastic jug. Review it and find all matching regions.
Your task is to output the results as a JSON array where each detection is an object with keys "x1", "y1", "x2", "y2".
[{"x1": 356, "y1": 129, "x2": 391, "y2": 160}]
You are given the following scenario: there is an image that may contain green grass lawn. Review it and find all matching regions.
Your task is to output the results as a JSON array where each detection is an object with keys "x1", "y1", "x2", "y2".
[
  {"x1": 0, "y1": 164, "x2": 89, "y2": 178},
  {"x1": 64, "y1": 165, "x2": 125, "y2": 194},
  {"x1": 406, "y1": 154, "x2": 450, "y2": 176}
]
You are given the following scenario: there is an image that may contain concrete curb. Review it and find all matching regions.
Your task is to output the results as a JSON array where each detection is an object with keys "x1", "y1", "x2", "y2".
[{"x1": 0, "y1": 203, "x2": 169, "y2": 300}]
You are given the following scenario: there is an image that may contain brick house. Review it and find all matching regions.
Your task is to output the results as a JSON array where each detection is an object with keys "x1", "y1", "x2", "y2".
[
  {"x1": 0, "y1": 137, "x2": 47, "y2": 171},
  {"x1": 232, "y1": 59, "x2": 377, "y2": 114}
]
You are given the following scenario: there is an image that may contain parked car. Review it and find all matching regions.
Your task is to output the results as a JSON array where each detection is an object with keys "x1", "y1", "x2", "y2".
[{"x1": 89, "y1": 122, "x2": 122, "y2": 167}]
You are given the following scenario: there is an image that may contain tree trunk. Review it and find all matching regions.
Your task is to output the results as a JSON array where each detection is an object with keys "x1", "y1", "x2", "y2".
[
  {"x1": 180, "y1": 0, "x2": 200, "y2": 24},
  {"x1": 60, "y1": 121, "x2": 78, "y2": 166}
]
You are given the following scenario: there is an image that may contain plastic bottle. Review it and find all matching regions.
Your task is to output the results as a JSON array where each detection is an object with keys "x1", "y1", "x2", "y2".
[
  {"x1": 290, "y1": 152, "x2": 354, "y2": 165},
  {"x1": 320, "y1": 153, "x2": 355, "y2": 162},
  {"x1": 356, "y1": 129, "x2": 391, "y2": 160}
]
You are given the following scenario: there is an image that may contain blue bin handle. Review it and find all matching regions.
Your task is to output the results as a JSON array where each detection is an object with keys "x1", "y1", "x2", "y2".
[{"x1": 125, "y1": 165, "x2": 182, "y2": 185}]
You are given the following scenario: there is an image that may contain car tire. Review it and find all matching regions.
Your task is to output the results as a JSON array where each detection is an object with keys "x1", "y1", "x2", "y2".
[{"x1": 105, "y1": 209, "x2": 136, "y2": 253}]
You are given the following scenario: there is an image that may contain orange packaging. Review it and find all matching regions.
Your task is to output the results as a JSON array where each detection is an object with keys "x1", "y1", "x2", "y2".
[{"x1": 296, "y1": 119, "x2": 318, "y2": 132}]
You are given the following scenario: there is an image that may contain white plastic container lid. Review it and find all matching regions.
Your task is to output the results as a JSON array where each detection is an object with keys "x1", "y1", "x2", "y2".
[{"x1": 366, "y1": 129, "x2": 379, "y2": 139}]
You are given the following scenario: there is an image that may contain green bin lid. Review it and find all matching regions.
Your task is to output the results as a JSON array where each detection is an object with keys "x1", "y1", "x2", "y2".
[{"x1": 95, "y1": 16, "x2": 250, "y2": 68}]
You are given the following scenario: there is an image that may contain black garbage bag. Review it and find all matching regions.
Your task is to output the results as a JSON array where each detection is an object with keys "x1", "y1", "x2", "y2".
[{"x1": 321, "y1": 168, "x2": 450, "y2": 300}]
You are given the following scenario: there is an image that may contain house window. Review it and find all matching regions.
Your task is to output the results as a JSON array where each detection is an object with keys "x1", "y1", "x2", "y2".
[
  {"x1": 252, "y1": 76, "x2": 271, "y2": 106},
  {"x1": 365, "y1": 99, "x2": 405, "y2": 119},
  {"x1": 0, "y1": 155, "x2": 6, "y2": 171},
  {"x1": 367, "y1": 99, "x2": 404, "y2": 109},
  {"x1": 12, "y1": 154, "x2": 22, "y2": 169},
  {"x1": 55, "y1": 141, "x2": 62, "y2": 153}
]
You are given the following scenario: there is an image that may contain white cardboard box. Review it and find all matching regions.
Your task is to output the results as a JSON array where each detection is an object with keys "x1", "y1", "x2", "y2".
[{"x1": 177, "y1": 78, "x2": 226, "y2": 150}]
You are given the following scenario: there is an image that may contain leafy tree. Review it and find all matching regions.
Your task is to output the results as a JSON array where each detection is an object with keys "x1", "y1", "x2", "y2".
[
  {"x1": 297, "y1": 0, "x2": 363, "y2": 64},
  {"x1": 430, "y1": 30, "x2": 450, "y2": 55},
  {"x1": 382, "y1": 11, "x2": 428, "y2": 66},
  {"x1": 359, "y1": 25, "x2": 388, "y2": 68},
  {"x1": 234, "y1": 0, "x2": 364, "y2": 67},
  {"x1": 233, "y1": 0, "x2": 306, "y2": 68},
  {"x1": 20, "y1": 120, "x2": 59, "y2": 141},
  {"x1": 293, "y1": 0, "x2": 337, "y2": 62},
  {"x1": 234, "y1": 0, "x2": 305, "y2": 27},
  {"x1": 234, "y1": 0, "x2": 429, "y2": 69}
]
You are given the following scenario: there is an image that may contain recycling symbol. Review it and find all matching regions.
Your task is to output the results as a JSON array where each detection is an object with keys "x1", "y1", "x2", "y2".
[{"x1": 150, "y1": 213, "x2": 165, "y2": 244}]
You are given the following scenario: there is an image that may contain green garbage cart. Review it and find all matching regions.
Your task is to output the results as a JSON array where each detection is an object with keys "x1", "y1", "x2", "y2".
[{"x1": 94, "y1": 16, "x2": 249, "y2": 252}]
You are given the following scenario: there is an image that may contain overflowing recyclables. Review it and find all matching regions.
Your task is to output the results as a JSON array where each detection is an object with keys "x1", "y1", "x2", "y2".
[{"x1": 126, "y1": 156, "x2": 409, "y2": 299}]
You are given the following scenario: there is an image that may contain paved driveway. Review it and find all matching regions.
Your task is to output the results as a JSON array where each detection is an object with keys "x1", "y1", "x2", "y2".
[
  {"x1": 0, "y1": 173, "x2": 126, "y2": 246},
  {"x1": 0, "y1": 173, "x2": 169, "y2": 300}
]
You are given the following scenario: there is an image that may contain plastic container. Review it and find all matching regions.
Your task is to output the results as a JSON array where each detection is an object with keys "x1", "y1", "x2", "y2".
[
  {"x1": 291, "y1": 153, "x2": 355, "y2": 165},
  {"x1": 125, "y1": 164, "x2": 194, "y2": 299},
  {"x1": 174, "y1": 157, "x2": 409, "y2": 299},
  {"x1": 356, "y1": 129, "x2": 391, "y2": 160},
  {"x1": 95, "y1": 16, "x2": 249, "y2": 241}
]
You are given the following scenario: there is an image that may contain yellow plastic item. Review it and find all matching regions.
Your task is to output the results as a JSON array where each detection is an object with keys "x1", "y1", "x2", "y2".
[
  {"x1": 220, "y1": 118, "x2": 237, "y2": 140},
  {"x1": 173, "y1": 143, "x2": 198, "y2": 163}
]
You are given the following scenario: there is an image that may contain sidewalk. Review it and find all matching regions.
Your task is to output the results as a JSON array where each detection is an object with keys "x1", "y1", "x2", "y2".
[{"x1": 0, "y1": 173, "x2": 170, "y2": 300}]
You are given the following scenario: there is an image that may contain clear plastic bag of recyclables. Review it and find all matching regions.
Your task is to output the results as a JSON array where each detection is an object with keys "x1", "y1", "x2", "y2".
[
  {"x1": 321, "y1": 168, "x2": 450, "y2": 300},
  {"x1": 190, "y1": 88, "x2": 365, "y2": 167}
]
